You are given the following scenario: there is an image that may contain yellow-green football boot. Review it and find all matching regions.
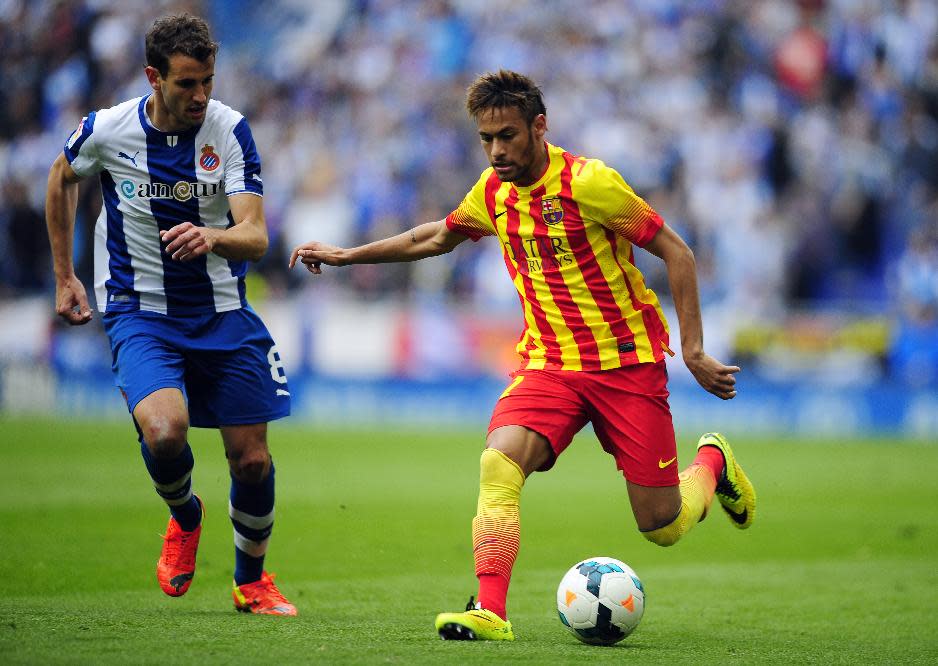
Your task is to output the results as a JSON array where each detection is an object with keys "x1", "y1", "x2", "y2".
[
  {"x1": 435, "y1": 597, "x2": 514, "y2": 641},
  {"x1": 698, "y1": 432, "x2": 756, "y2": 529}
]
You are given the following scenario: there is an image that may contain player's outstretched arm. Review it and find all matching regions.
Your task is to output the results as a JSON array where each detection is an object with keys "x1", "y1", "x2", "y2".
[
  {"x1": 643, "y1": 223, "x2": 740, "y2": 400},
  {"x1": 289, "y1": 219, "x2": 467, "y2": 275},
  {"x1": 160, "y1": 193, "x2": 269, "y2": 263},
  {"x1": 45, "y1": 154, "x2": 93, "y2": 325}
]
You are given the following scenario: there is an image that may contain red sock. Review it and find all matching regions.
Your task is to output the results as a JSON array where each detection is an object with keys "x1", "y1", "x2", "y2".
[
  {"x1": 478, "y1": 574, "x2": 509, "y2": 620},
  {"x1": 693, "y1": 445, "x2": 725, "y2": 482}
]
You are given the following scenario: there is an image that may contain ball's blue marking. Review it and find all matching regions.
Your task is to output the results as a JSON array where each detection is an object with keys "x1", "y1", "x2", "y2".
[
  {"x1": 630, "y1": 574, "x2": 644, "y2": 593},
  {"x1": 576, "y1": 560, "x2": 625, "y2": 598}
]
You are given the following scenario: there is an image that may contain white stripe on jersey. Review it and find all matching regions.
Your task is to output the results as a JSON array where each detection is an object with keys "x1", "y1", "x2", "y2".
[
  {"x1": 94, "y1": 202, "x2": 170, "y2": 313},
  {"x1": 93, "y1": 213, "x2": 110, "y2": 312},
  {"x1": 194, "y1": 122, "x2": 242, "y2": 309}
]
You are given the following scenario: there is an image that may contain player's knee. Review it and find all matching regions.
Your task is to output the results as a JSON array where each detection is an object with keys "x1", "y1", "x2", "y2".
[
  {"x1": 480, "y1": 448, "x2": 524, "y2": 485},
  {"x1": 141, "y1": 415, "x2": 188, "y2": 458},
  {"x1": 230, "y1": 450, "x2": 271, "y2": 484}
]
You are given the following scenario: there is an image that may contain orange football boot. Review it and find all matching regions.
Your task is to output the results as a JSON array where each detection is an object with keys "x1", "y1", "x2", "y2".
[
  {"x1": 156, "y1": 495, "x2": 203, "y2": 597},
  {"x1": 233, "y1": 572, "x2": 297, "y2": 616}
]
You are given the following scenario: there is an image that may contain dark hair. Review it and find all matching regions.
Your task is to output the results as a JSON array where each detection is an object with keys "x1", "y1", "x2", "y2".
[
  {"x1": 145, "y1": 14, "x2": 218, "y2": 77},
  {"x1": 466, "y1": 70, "x2": 547, "y2": 123}
]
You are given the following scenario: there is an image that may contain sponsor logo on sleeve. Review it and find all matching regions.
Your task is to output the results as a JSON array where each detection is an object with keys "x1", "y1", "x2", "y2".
[{"x1": 66, "y1": 118, "x2": 86, "y2": 149}]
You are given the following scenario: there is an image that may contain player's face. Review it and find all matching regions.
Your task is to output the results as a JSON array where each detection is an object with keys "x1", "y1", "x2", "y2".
[
  {"x1": 146, "y1": 54, "x2": 215, "y2": 131},
  {"x1": 477, "y1": 106, "x2": 548, "y2": 186}
]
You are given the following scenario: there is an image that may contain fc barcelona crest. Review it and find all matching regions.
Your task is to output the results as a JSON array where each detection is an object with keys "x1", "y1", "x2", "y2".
[
  {"x1": 542, "y1": 197, "x2": 563, "y2": 225},
  {"x1": 199, "y1": 144, "x2": 220, "y2": 171}
]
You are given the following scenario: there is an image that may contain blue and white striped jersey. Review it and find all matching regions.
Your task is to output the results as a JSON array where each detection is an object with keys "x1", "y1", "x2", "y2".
[{"x1": 64, "y1": 95, "x2": 264, "y2": 315}]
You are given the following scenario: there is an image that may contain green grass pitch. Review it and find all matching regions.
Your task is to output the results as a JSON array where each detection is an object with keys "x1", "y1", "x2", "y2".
[{"x1": 1, "y1": 416, "x2": 936, "y2": 664}]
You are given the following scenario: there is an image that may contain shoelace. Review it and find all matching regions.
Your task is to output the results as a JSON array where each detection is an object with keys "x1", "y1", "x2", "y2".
[
  {"x1": 161, "y1": 526, "x2": 197, "y2": 565},
  {"x1": 246, "y1": 574, "x2": 290, "y2": 607}
]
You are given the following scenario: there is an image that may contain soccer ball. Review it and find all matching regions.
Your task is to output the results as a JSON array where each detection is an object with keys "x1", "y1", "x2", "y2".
[{"x1": 556, "y1": 557, "x2": 645, "y2": 645}]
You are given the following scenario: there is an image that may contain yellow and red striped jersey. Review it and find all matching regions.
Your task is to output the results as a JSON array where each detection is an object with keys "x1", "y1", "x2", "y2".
[{"x1": 446, "y1": 142, "x2": 671, "y2": 372}]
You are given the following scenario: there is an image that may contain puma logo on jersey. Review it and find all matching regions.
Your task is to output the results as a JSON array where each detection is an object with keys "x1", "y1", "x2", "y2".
[{"x1": 118, "y1": 150, "x2": 139, "y2": 167}]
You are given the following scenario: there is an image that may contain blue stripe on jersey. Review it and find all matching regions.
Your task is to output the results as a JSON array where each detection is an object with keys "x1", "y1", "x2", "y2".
[
  {"x1": 233, "y1": 118, "x2": 263, "y2": 195},
  {"x1": 63, "y1": 111, "x2": 96, "y2": 163},
  {"x1": 100, "y1": 171, "x2": 140, "y2": 310},
  {"x1": 145, "y1": 128, "x2": 216, "y2": 313},
  {"x1": 140, "y1": 103, "x2": 216, "y2": 314}
]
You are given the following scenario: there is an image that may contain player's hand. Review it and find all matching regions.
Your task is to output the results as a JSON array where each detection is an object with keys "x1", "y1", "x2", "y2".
[
  {"x1": 684, "y1": 351, "x2": 740, "y2": 400},
  {"x1": 54, "y1": 275, "x2": 93, "y2": 325},
  {"x1": 160, "y1": 222, "x2": 218, "y2": 261},
  {"x1": 288, "y1": 242, "x2": 348, "y2": 275}
]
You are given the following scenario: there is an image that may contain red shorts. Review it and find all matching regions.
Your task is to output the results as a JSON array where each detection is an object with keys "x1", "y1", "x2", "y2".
[{"x1": 488, "y1": 362, "x2": 678, "y2": 487}]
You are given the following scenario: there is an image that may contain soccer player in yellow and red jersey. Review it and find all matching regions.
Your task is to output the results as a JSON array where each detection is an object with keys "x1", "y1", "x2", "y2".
[{"x1": 289, "y1": 70, "x2": 756, "y2": 641}]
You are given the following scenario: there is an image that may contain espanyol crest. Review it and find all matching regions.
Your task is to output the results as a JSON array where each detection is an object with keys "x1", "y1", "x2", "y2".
[
  {"x1": 542, "y1": 197, "x2": 563, "y2": 225},
  {"x1": 199, "y1": 144, "x2": 220, "y2": 171}
]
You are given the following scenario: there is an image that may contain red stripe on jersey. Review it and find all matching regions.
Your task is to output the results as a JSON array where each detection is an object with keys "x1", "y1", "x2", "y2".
[
  {"x1": 528, "y1": 183, "x2": 602, "y2": 370},
  {"x1": 606, "y1": 227, "x2": 667, "y2": 362},
  {"x1": 503, "y1": 187, "x2": 563, "y2": 368},
  {"x1": 488, "y1": 173, "x2": 531, "y2": 354},
  {"x1": 484, "y1": 171, "x2": 501, "y2": 224},
  {"x1": 557, "y1": 152, "x2": 639, "y2": 366}
]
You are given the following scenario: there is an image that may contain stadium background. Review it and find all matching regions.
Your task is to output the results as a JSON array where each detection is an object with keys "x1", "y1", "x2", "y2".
[{"x1": 1, "y1": 0, "x2": 937, "y2": 437}]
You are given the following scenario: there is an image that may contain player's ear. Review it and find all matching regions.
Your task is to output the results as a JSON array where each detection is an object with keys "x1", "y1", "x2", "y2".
[
  {"x1": 144, "y1": 66, "x2": 161, "y2": 91},
  {"x1": 532, "y1": 114, "x2": 547, "y2": 140}
]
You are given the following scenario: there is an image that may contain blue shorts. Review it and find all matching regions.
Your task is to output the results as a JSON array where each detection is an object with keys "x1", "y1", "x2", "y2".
[{"x1": 103, "y1": 308, "x2": 291, "y2": 428}]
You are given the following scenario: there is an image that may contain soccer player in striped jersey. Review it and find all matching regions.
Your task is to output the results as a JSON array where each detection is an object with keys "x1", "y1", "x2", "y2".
[
  {"x1": 45, "y1": 14, "x2": 295, "y2": 616},
  {"x1": 290, "y1": 70, "x2": 756, "y2": 639}
]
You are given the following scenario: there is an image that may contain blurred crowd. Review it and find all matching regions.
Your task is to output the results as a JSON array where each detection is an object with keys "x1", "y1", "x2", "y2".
[{"x1": 1, "y1": 0, "x2": 937, "y2": 381}]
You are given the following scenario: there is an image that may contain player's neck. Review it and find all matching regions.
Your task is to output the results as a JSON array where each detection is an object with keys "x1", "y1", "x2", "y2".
[
  {"x1": 146, "y1": 94, "x2": 189, "y2": 134},
  {"x1": 515, "y1": 142, "x2": 550, "y2": 188}
]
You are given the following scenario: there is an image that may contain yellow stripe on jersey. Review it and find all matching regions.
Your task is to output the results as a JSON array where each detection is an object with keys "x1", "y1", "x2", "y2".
[
  {"x1": 578, "y1": 210, "x2": 655, "y2": 364},
  {"x1": 515, "y1": 193, "x2": 581, "y2": 371},
  {"x1": 493, "y1": 185, "x2": 545, "y2": 371},
  {"x1": 539, "y1": 199, "x2": 621, "y2": 371},
  {"x1": 575, "y1": 165, "x2": 661, "y2": 246}
]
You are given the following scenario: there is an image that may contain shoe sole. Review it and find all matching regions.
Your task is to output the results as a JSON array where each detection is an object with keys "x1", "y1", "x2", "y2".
[
  {"x1": 235, "y1": 606, "x2": 297, "y2": 616},
  {"x1": 438, "y1": 623, "x2": 477, "y2": 640},
  {"x1": 720, "y1": 463, "x2": 755, "y2": 528}
]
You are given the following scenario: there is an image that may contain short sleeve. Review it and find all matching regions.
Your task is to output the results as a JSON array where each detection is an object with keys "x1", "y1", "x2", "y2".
[
  {"x1": 445, "y1": 172, "x2": 497, "y2": 241},
  {"x1": 63, "y1": 112, "x2": 100, "y2": 177},
  {"x1": 577, "y1": 162, "x2": 663, "y2": 247},
  {"x1": 225, "y1": 117, "x2": 263, "y2": 197}
]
